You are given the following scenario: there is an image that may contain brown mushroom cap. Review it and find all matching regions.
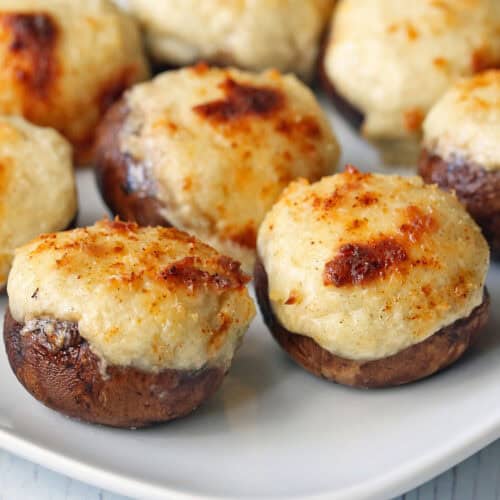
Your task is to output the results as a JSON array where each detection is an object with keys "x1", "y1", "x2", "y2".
[
  {"x1": 419, "y1": 149, "x2": 500, "y2": 257},
  {"x1": 3, "y1": 308, "x2": 225, "y2": 428},
  {"x1": 254, "y1": 259, "x2": 490, "y2": 388},
  {"x1": 95, "y1": 101, "x2": 168, "y2": 227}
]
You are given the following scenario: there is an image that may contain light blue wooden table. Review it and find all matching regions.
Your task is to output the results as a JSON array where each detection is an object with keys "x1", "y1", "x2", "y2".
[{"x1": 2, "y1": 438, "x2": 500, "y2": 500}]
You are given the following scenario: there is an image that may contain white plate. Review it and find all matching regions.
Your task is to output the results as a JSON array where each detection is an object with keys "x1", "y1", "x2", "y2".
[{"x1": 1, "y1": 97, "x2": 500, "y2": 500}]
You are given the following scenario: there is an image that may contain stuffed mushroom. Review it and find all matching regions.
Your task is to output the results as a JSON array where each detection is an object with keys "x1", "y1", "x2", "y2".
[
  {"x1": 4, "y1": 219, "x2": 255, "y2": 427},
  {"x1": 255, "y1": 166, "x2": 490, "y2": 388},
  {"x1": 322, "y1": 0, "x2": 500, "y2": 164},
  {"x1": 95, "y1": 64, "x2": 340, "y2": 272},
  {"x1": 419, "y1": 70, "x2": 500, "y2": 257},
  {"x1": 0, "y1": 115, "x2": 76, "y2": 289},
  {"x1": 124, "y1": 0, "x2": 334, "y2": 81},
  {"x1": 0, "y1": 0, "x2": 149, "y2": 164}
]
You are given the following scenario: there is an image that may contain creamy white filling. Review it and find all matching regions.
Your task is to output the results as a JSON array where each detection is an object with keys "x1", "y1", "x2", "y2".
[
  {"x1": 423, "y1": 71, "x2": 500, "y2": 171},
  {"x1": 8, "y1": 222, "x2": 256, "y2": 372},
  {"x1": 258, "y1": 172, "x2": 489, "y2": 361}
]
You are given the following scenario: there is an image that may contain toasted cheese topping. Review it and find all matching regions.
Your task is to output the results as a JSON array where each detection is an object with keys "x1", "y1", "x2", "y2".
[
  {"x1": 120, "y1": 65, "x2": 339, "y2": 271},
  {"x1": 423, "y1": 70, "x2": 500, "y2": 170},
  {"x1": 258, "y1": 167, "x2": 489, "y2": 361},
  {"x1": 324, "y1": 0, "x2": 500, "y2": 140},
  {"x1": 0, "y1": 0, "x2": 149, "y2": 162},
  {"x1": 125, "y1": 0, "x2": 334, "y2": 81},
  {"x1": 8, "y1": 220, "x2": 256, "y2": 372},
  {"x1": 0, "y1": 115, "x2": 76, "y2": 288}
]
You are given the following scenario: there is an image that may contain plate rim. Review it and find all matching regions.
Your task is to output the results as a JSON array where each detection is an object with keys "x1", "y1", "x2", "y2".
[{"x1": 2, "y1": 412, "x2": 500, "y2": 500}]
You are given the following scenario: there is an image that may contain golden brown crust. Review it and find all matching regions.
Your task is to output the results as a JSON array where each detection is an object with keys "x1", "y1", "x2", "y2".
[
  {"x1": 254, "y1": 258, "x2": 490, "y2": 388},
  {"x1": 28, "y1": 219, "x2": 249, "y2": 294},
  {"x1": 419, "y1": 149, "x2": 500, "y2": 257},
  {"x1": 3, "y1": 307, "x2": 226, "y2": 428},
  {"x1": 94, "y1": 101, "x2": 169, "y2": 226},
  {"x1": 1, "y1": 12, "x2": 59, "y2": 100},
  {"x1": 160, "y1": 255, "x2": 250, "y2": 292},
  {"x1": 0, "y1": 7, "x2": 148, "y2": 165},
  {"x1": 320, "y1": 172, "x2": 441, "y2": 288},
  {"x1": 95, "y1": 66, "x2": 337, "y2": 265},
  {"x1": 192, "y1": 76, "x2": 285, "y2": 123}
]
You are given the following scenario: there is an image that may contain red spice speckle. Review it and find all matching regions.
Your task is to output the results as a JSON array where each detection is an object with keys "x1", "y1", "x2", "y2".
[
  {"x1": 399, "y1": 205, "x2": 438, "y2": 243},
  {"x1": 275, "y1": 115, "x2": 322, "y2": 140},
  {"x1": 355, "y1": 192, "x2": 378, "y2": 207}
]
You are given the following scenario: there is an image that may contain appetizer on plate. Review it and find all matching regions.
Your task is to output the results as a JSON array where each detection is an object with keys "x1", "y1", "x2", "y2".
[
  {"x1": 95, "y1": 64, "x2": 340, "y2": 272},
  {"x1": 322, "y1": 0, "x2": 500, "y2": 164},
  {"x1": 4, "y1": 220, "x2": 255, "y2": 428},
  {"x1": 124, "y1": 0, "x2": 335, "y2": 81},
  {"x1": 255, "y1": 166, "x2": 490, "y2": 388},
  {"x1": 419, "y1": 70, "x2": 500, "y2": 257},
  {"x1": 0, "y1": 115, "x2": 76, "y2": 290},
  {"x1": 0, "y1": 0, "x2": 149, "y2": 164}
]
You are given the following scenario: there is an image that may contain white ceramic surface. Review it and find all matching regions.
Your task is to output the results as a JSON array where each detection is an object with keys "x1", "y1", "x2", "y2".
[{"x1": 0, "y1": 98, "x2": 499, "y2": 500}]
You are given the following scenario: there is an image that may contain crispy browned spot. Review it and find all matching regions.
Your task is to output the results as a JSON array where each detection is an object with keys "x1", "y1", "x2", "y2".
[
  {"x1": 160, "y1": 256, "x2": 249, "y2": 291},
  {"x1": 471, "y1": 46, "x2": 500, "y2": 73},
  {"x1": 285, "y1": 290, "x2": 301, "y2": 305},
  {"x1": 323, "y1": 168, "x2": 440, "y2": 288},
  {"x1": 324, "y1": 207, "x2": 439, "y2": 287},
  {"x1": 2, "y1": 13, "x2": 59, "y2": 99},
  {"x1": 323, "y1": 239, "x2": 408, "y2": 287},
  {"x1": 404, "y1": 108, "x2": 424, "y2": 132},
  {"x1": 193, "y1": 77, "x2": 285, "y2": 122},
  {"x1": 311, "y1": 165, "x2": 372, "y2": 212},
  {"x1": 227, "y1": 223, "x2": 257, "y2": 249}
]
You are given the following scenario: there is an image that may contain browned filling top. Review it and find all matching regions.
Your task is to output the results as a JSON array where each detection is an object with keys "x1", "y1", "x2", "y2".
[
  {"x1": 193, "y1": 77, "x2": 285, "y2": 123},
  {"x1": 323, "y1": 239, "x2": 409, "y2": 287},
  {"x1": 2, "y1": 12, "x2": 59, "y2": 99}
]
